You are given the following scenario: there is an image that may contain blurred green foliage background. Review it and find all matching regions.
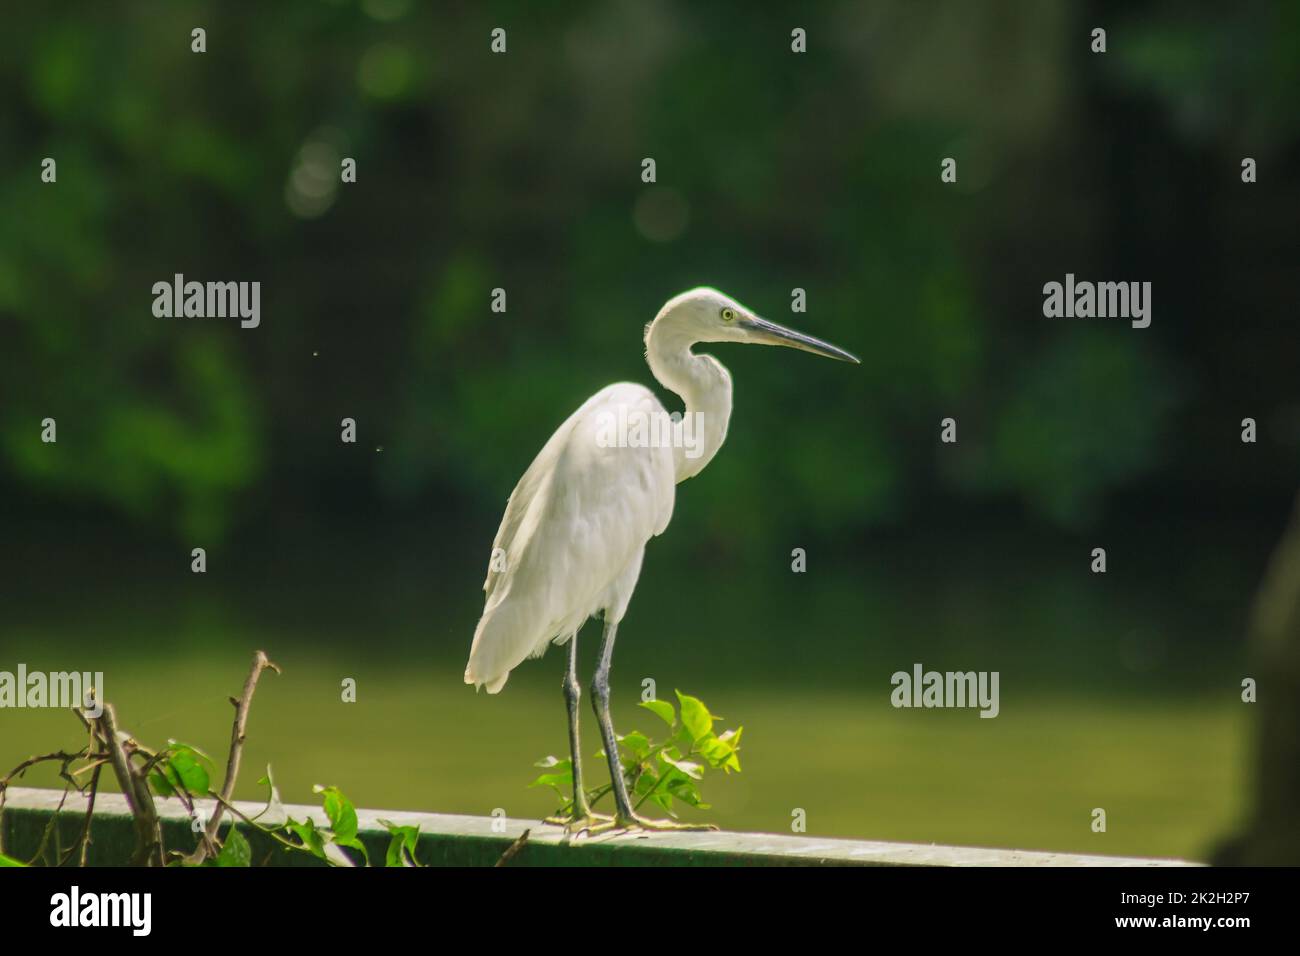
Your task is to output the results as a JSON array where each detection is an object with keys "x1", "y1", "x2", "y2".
[{"x1": 1, "y1": 0, "x2": 1297, "y2": 860}]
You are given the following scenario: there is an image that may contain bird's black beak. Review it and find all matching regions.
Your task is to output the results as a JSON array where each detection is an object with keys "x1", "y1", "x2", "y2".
[{"x1": 740, "y1": 316, "x2": 861, "y2": 363}]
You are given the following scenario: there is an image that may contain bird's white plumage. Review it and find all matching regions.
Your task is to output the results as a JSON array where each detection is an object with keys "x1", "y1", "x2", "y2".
[
  {"x1": 464, "y1": 287, "x2": 858, "y2": 699},
  {"x1": 464, "y1": 382, "x2": 676, "y2": 693},
  {"x1": 462, "y1": 288, "x2": 857, "y2": 827}
]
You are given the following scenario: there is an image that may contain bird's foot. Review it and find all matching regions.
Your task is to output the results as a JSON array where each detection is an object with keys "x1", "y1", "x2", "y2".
[
  {"x1": 549, "y1": 812, "x2": 717, "y2": 838},
  {"x1": 544, "y1": 810, "x2": 614, "y2": 837},
  {"x1": 612, "y1": 813, "x2": 719, "y2": 833}
]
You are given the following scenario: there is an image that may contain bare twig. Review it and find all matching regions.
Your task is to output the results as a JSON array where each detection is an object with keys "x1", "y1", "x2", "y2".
[
  {"x1": 0, "y1": 750, "x2": 85, "y2": 794},
  {"x1": 73, "y1": 759, "x2": 103, "y2": 867},
  {"x1": 206, "y1": 791, "x2": 301, "y2": 851},
  {"x1": 59, "y1": 719, "x2": 104, "y2": 867},
  {"x1": 184, "y1": 650, "x2": 279, "y2": 865},
  {"x1": 166, "y1": 779, "x2": 221, "y2": 862},
  {"x1": 97, "y1": 702, "x2": 164, "y2": 866},
  {"x1": 495, "y1": 828, "x2": 531, "y2": 867},
  {"x1": 0, "y1": 748, "x2": 92, "y2": 857},
  {"x1": 4, "y1": 654, "x2": 279, "y2": 867},
  {"x1": 25, "y1": 784, "x2": 72, "y2": 865}
]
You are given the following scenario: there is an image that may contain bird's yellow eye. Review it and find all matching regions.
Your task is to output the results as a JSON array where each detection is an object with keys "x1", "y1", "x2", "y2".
[{"x1": 721, "y1": 308, "x2": 736, "y2": 321}]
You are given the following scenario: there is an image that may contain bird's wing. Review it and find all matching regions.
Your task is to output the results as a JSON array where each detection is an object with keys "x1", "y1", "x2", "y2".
[{"x1": 466, "y1": 383, "x2": 676, "y2": 693}]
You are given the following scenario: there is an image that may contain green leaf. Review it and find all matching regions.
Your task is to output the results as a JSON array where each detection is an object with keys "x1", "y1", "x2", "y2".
[
  {"x1": 252, "y1": 765, "x2": 287, "y2": 825},
  {"x1": 666, "y1": 777, "x2": 709, "y2": 809},
  {"x1": 0, "y1": 852, "x2": 26, "y2": 867},
  {"x1": 151, "y1": 744, "x2": 211, "y2": 798},
  {"x1": 698, "y1": 734, "x2": 728, "y2": 761},
  {"x1": 379, "y1": 821, "x2": 421, "y2": 867},
  {"x1": 699, "y1": 727, "x2": 743, "y2": 772},
  {"x1": 167, "y1": 740, "x2": 215, "y2": 765},
  {"x1": 285, "y1": 817, "x2": 328, "y2": 861},
  {"x1": 719, "y1": 726, "x2": 743, "y2": 772},
  {"x1": 658, "y1": 752, "x2": 704, "y2": 780},
  {"x1": 314, "y1": 785, "x2": 359, "y2": 843},
  {"x1": 672, "y1": 725, "x2": 696, "y2": 755},
  {"x1": 170, "y1": 753, "x2": 210, "y2": 795},
  {"x1": 529, "y1": 773, "x2": 572, "y2": 792},
  {"x1": 529, "y1": 756, "x2": 573, "y2": 793},
  {"x1": 675, "y1": 691, "x2": 715, "y2": 743},
  {"x1": 216, "y1": 828, "x2": 251, "y2": 867},
  {"x1": 618, "y1": 731, "x2": 650, "y2": 760},
  {"x1": 639, "y1": 699, "x2": 676, "y2": 727},
  {"x1": 334, "y1": 835, "x2": 370, "y2": 866},
  {"x1": 148, "y1": 770, "x2": 175, "y2": 797},
  {"x1": 312, "y1": 785, "x2": 369, "y2": 865},
  {"x1": 633, "y1": 770, "x2": 660, "y2": 797}
]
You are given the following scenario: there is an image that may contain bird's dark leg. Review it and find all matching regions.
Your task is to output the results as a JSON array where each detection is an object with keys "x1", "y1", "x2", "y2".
[
  {"x1": 562, "y1": 634, "x2": 592, "y2": 819},
  {"x1": 591, "y1": 616, "x2": 717, "y2": 833},
  {"x1": 544, "y1": 633, "x2": 611, "y2": 832},
  {"x1": 591, "y1": 618, "x2": 636, "y2": 821}
]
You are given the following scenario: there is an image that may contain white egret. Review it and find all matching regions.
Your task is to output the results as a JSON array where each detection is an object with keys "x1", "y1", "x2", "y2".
[{"x1": 464, "y1": 287, "x2": 858, "y2": 832}]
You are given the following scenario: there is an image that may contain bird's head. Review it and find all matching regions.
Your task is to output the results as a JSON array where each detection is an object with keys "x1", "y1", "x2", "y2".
[{"x1": 654, "y1": 287, "x2": 860, "y2": 363}]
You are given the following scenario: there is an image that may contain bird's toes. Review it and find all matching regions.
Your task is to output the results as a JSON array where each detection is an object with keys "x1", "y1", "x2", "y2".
[
  {"x1": 545, "y1": 812, "x2": 617, "y2": 838},
  {"x1": 572, "y1": 818, "x2": 621, "y2": 839},
  {"x1": 619, "y1": 815, "x2": 717, "y2": 832}
]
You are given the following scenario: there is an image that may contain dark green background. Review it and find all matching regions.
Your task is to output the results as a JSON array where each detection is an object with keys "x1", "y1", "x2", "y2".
[{"x1": 1, "y1": 1, "x2": 1296, "y2": 860}]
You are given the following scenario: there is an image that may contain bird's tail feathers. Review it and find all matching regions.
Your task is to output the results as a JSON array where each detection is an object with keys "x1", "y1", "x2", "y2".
[{"x1": 464, "y1": 603, "x2": 541, "y2": 695}]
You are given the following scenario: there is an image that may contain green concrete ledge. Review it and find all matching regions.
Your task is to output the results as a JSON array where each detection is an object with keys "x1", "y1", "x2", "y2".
[{"x1": 1, "y1": 786, "x2": 1199, "y2": 867}]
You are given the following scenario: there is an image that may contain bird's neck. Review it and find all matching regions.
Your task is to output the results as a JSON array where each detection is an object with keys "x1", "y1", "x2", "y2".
[{"x1": 645, "y1": 318, "x2": 733, "y2": 483}]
